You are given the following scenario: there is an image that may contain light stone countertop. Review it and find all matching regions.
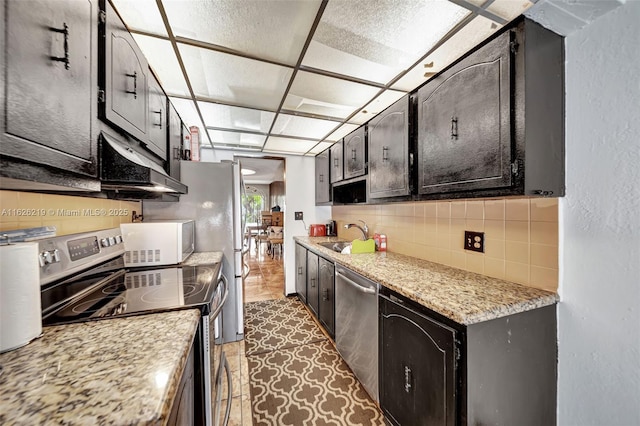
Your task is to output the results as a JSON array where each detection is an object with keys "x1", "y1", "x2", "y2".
[
  {"x1": 183, "y1": 251, "x2": 223, "y2": 266},
  {"x1": 295, "y1": 236, "x2": 558, "y2": 325},
  {"x1": 0, "y1": 309, "x2": 200, "y2": 425}
]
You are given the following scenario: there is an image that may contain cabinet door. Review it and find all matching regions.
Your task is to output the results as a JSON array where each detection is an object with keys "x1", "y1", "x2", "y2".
[
  {"x1": 167, "y1": 100, "x2": 182, "y2": 179},
  {"x1": 417, "y1": 31, "x2": 512, "y2": 195},
  {"x1": 101, "y1": 0, "x2": 148, "y2": 142},
  {"x1": 295, "y1": 244, "x2": 307, "y2": 304},
  {"x1": 1, "y1": 0, "x2": 97, "y2": 176},
  {"x1": 380, "y1": 296, "x2": 458, "y2": 426},
  {"x1": 318, "y1": 257, "x2": 335, "y2": 338},
  {"x1": 368, "y1": 96, "x2": 410, "y2": 198},
  {"x1": 344, "y1": 126, "x2": 366, "y2": 179},
  {"x1": 306, "y1": 251, "x2": 319, "y2": 317},
  {"x1": 146, "y1": 71, "x2": 167, "y2": 159},
  {"x1": 330, "y1": 141, "x2": 343, "y2": 183},
  {"x1": 315, "y1": 150, "x2": 331, "y2": 204}
]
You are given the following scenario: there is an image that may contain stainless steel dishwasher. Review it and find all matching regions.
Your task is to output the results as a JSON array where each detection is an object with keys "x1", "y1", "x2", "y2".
[{"x1": 335, "y1": 265, "x2": 380, "y2": 402}]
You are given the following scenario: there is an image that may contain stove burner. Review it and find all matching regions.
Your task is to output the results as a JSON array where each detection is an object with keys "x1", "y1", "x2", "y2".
[{"x1": 70, "y1": 295, "x2": 125, "y2": 315}]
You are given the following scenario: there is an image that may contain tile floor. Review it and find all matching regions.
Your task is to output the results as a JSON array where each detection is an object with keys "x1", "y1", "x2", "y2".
[{"x1": 220, "y1": 242, "x2": 285, "y2": 425}]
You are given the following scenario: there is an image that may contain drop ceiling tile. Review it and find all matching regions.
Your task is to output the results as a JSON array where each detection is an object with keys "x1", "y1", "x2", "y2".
[
  {"x1": 179, "y1": 43, "x2": 293, "y2": 110},
  {"x1": 272, "y1": 114, "x2": 340, "y2": 139},
  {"x1": 161, "y1": 0, "x2": 321, "y2": 65},
  {"x1": 132, "y1": 34, "x2": 189, "y2": 97},
  {"x1": 349, "y1": 90, "x2": 407, "y2": 125},
  {"x1": 308, "y1": 142, "x2": 335, "y2": 155},
  {"x1": 168, "y1": 97, "x2": 205, "y2": 131},
  {"x1": 207, "y1": 130, "x2": 266, "y2": 147},
  {"x1": 283, "y1": 71, "x2": 380, "y2": 119},
  {"x1": 391, "y1": 16, "x2": 502, "y2": 92},
  {"x1": 111, "y1": 0, "x2": 167, "y2": 36},
  {"x1": 263, "y1": 137, "x2": 318, "y2": 154},
  {"x1": 486, "y1": 0, "x2": 533, "y2": 21},
  {"x1": 198, "y1": 102, "x2": 275, "y2": 134},
  {"x1": 325, "y1": 123, "x2": 360, "y2": 142},
  {"x1": 301, "y1": 0, "x2": 469, "y2": 84}
]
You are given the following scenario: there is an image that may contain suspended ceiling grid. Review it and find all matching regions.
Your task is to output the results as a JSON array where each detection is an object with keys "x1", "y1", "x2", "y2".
[{"x1": 111, "y1": 0, "x2": 535, "y2": 156}]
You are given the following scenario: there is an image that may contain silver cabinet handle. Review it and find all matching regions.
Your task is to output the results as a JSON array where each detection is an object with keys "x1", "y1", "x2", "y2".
[{"x1": 404, "y1": 365, "x2": 412, "y2": 393}]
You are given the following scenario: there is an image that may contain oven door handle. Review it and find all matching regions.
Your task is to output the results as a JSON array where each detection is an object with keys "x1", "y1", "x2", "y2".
[
  {"x1": 210, "y1": 275, "x2": 229, "y2": 320},
  {"x1": 223, "y1": 353, "x2": 233, "y2": 425}
]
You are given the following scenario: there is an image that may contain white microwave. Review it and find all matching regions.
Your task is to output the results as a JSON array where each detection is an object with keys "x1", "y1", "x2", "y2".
[{"x1": 120, "y1": 220, "x2": 195, "y2": 267}]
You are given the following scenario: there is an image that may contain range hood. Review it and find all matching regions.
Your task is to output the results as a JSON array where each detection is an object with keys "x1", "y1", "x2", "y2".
[{"x1": 100, "y1": 133, "x2": 188, "y2": 195}]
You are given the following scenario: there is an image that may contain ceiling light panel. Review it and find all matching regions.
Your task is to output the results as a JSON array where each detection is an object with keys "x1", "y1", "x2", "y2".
[
  {"x1": 198, "y1": 102, "x2": 275, "y2": 134},
  {"x1": 111, "y1": 0, "x2": 167, "y2": 36},
  {"x1": 169, "y1": 97, "x2": 205, "y2": 131},
  {"x1": 207, "y1": 130, "x2": 266, "y2": 147},
  {"x1": 301, "y1": 0, "x2": 470, "y2": 84},
  {"x1": 132, "y1": 34, "x2": 189, "y2": 97},
  {"x1": 284, "y1": 71, "x2": 380, "y2": 119},
  {"x1": 308, "y1": 141, "x2": 335, "y2": 155},
  {"x1": 325, "y1": 123, "x2": 360, "y2": 142},
  {"x1": 179, "y1": 43, "x2": 293, "y2": 111},
  {"x1": 263, "y1": 137, "x2": 318, "y2": 154},
  {"x1": 391, "y1": 16, "x2": 502, "y2": 92},
  {"x1": 272, "y1": 114, "x2": 340, "y2": 139},
  {"x1": 161, "y1": 0, "x2": 321, "y2": 65},
  {"x1": 349, "y1": 90, "x2": 407, "y2": 125}
]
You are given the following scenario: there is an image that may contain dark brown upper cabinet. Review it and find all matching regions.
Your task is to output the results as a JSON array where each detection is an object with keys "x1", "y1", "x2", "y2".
[
  {"x1": 315, "y1": 149, "x2": 331, "y2": 205},
  {"x1": 330, "y1": 140, "x2": 343, "y2": 184},
  {"x1": 368, "y1": 95, "x2": 411, "y2": 199},
  {"x1": 1, "y1": 0, "x2": 98, "y2": 178},
  {"x1": 99, "y1": 0, "x2": 149, "y2": 143},
  {"x1": 417, "y1": 18, "x2": 564, "y2": 198},
  {"x1": 344, "y1": 126, "x2": 366, "y2": 180},
  {"x1": 167, "y1": 100, "x2": 182, "y2": 180},
  {"x1": 146, "y1": 71, "x2": 167, "y2": 159},
  {"x1": 417, "y1": 30, "x2": 512, "y2": 195}
]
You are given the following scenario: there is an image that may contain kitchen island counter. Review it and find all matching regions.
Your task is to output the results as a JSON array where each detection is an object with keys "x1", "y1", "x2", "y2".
[
  {"x1": 295, "y1": 236, "x2": 558, "y2": 325},
  {"x1": 0, "y1": 309, "x2": 200, "y2": 425}
]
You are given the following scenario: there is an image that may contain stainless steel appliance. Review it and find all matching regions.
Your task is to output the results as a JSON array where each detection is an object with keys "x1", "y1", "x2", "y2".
[
  {"x1": 143, "y1": 160, "x2": 247, "y2": 343},
  {"x1": 120, "y1": 220, "x2": 195, "y2": 267},
  {"x1": 335, "y1": 265, "x2": 380, "y2": 402},
  {"x1": 37, "y1": 228, "x2": 231, "y2": 426}
]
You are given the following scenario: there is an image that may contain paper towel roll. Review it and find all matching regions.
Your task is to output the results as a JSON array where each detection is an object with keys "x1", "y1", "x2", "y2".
[{"x1": 1, "y1": 242, "x2": 42, "y2": 353}]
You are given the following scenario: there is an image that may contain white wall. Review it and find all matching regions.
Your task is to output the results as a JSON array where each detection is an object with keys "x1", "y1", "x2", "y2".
[
  {"x1": 200, "y1": 148, "x2": 330, "y2": 294},
  {"x1": 559, "y1": 2, "x2": 640, "y2": 424}
]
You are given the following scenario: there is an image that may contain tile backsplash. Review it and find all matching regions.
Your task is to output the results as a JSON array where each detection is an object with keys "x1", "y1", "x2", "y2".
[
  {"x1": 332, "y1": 197, "x2": 558, "y2": 292},
  {"x1": 0, "y1": 191, "x2": 141, "y2": 236}
]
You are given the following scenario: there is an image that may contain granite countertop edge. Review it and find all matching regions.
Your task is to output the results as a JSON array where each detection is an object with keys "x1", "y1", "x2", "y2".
[{"x1": 294, "y1": 236, "x2": 558, "y2": 325}]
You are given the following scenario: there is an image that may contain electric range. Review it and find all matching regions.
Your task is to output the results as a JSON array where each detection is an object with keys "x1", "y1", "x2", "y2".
[{"x1": 37, "y1": 228, "x2": 231, "y2": 426}]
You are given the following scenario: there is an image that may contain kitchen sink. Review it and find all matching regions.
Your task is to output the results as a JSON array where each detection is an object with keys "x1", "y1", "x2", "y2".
[{"x1": 318, "y1": 241, "x2": 351, "y2": 253}]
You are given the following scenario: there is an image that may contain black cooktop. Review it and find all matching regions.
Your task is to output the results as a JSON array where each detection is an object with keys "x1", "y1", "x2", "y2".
[{"x1": 42, "y1": 261, "x2": 222, "y2": 326}]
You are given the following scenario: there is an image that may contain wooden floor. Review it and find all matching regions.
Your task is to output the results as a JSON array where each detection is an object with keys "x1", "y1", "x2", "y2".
[
  {"x1": 243, "y1": 241, "x2": 285, "y2": 303},
  {"x1": 221, "y1": 242, "x2": 284, "y2": 425}
]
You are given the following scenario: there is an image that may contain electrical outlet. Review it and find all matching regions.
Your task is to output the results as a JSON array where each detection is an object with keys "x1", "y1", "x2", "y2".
[
  {"x1": 464, "y1": 231, "x2": 484, "y2": 253},
  {"x1": 294, "y1": 211, "x2": 304, "y2": 220}
]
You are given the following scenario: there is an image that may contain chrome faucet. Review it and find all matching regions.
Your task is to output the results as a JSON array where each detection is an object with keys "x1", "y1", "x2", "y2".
[{"x1": 344, "y1": 220, "x2": 369, "y2": 240}]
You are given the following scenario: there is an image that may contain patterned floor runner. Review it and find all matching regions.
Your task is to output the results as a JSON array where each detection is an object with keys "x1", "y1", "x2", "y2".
[
  {"x1": 244, "y1": 298, "x2": 327, "y2": 356},
  {"x1": 244, "y1": 298, "x2": 384, "y2": 426}
]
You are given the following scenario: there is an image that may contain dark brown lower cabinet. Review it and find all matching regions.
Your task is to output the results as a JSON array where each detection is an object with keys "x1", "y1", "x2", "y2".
[
  {"x1": 318, "y1": 257, "x2": 335, "y2": 338},
  {"x1": 380, "y1": 287, "x2": 557, "y2": 426},
  {"x1": 306, "y1": 251, "x2": 319, "y2": 317},
  {"x1": 380, "y1": 293, "x2": 458, "y2": 426},
  {"x1": 295, "y1": 243, "x2": 307, "y2": 304},
  {"x1": 167, "y1": 343, "x2": 195, "y2": 426}
]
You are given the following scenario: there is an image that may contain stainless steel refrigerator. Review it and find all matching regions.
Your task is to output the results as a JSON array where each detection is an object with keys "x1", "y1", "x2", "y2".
[{"x1": 142, "y1": 160, "x2": 246, "y2": 343}]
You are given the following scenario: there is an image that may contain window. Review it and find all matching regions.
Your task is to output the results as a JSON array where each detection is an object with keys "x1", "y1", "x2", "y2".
[{"x1": 243, "y1": 187, "x2": 265, "y2": 225}]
